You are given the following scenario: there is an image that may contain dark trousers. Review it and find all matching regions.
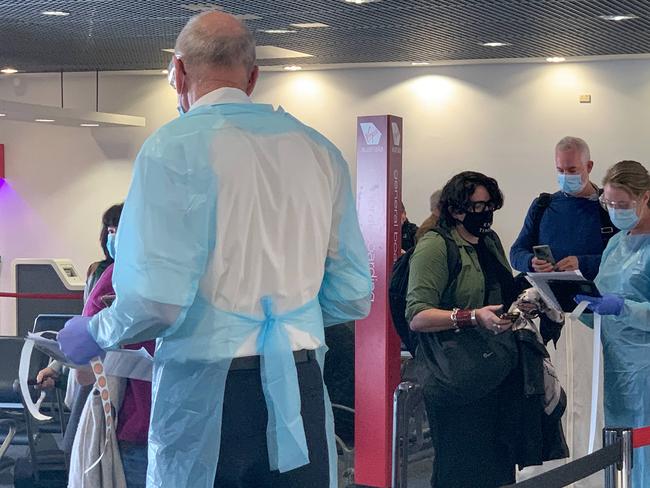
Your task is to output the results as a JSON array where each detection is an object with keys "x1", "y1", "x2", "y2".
[
  {"x1": 425, "y1": 384, "x2": 516, "y2": 488},
  {"x1": 214, "y1": 352, "x2": 330, "y2": 488}
]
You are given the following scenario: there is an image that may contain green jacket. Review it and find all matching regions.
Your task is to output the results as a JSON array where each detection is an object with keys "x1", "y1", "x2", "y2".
[{"x1": 405, "y1": 227, "x2": 512, "y2": 323}]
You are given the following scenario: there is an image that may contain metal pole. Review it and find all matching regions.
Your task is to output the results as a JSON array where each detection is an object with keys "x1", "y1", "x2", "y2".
[
  {"x1": 392, "y1": 382, "x2": 417, "y2": 488},
  {"x1": 392, "y1": 382, "x2": 406, "y2": 488},
  {"x1": 604, "y1": 428, "x2": 618, "y2": 488},
  {"x1": 619, "y1": 428, "x2": 633, "y2": 488}
]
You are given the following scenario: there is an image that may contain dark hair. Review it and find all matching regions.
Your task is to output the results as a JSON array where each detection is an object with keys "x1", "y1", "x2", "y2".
[
  {"x1": 438, "y1": 171, "x2": 504, "y2": 229},
  {"x1": 99, "y1": 203, "x2": 124, "y2": 261}
]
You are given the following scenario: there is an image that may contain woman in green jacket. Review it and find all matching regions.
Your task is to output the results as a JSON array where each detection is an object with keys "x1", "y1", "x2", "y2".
[{"x1": 406, "y1": 171, "x2": 518, "y2": 488}]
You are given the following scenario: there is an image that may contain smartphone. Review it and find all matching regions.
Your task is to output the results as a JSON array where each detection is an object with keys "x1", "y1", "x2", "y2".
[
  {"x1": 533, "y1": 245, "x2": 556, "y2": 265},
  {"x1": 500, "y1": 312, "x2": 520, "y2": 322}
]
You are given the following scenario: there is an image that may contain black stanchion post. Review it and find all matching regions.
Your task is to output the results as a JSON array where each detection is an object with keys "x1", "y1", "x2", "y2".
[
  {"x1": 604, "y1": 428, "x2": 618, "y2": 488},
  {"x1": 620, "y1": 429, "x2": 633, "y2": 488}
]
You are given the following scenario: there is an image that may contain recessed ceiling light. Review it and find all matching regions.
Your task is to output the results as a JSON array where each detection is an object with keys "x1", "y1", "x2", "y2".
[
  {"x1": 80, "y1": 123, "x2": 100, "y2": 127},
  {"x1": 546, "y1": 57, "x2": 566, "y2": 63},
  {"x1": 599, "y1": 14, "x2": 638, "y2": 21},
  {"x1": 162, "y1": 48, "x2": 175, "y2": 53},
  {"x1": 290, "y1": 22, "x2": 329, "y2": 28},
  {"x1": 35, "y1": 119, "x2": 55, "y2": 123},
  {"x1": 481, "y1": 42, "x2": 510, "y2": 47},
  {"x1": 260, "y1": 29, "x2": 296, "y2": 34},
  {"x1": 161, "y1": 69, "x2": 169, "y2": 75},
  {"x1": 283, "y1": 65, "x2": 302, "y2": 71},
  {"x1": 1, "y1": 68, "x2": 18, "y2": 74},
  {"x1": 411, "y1": 62, "x2": 430, "y2": 66},
  {"x1": 345, "y1": 0, "x2": 381, "y2": 4},
  {"x1": 0, "y1": 113, "x2": 6, "y2": 117},
  {"x1": 42, "y1": 10, "x2": 70, "y2": 16}
]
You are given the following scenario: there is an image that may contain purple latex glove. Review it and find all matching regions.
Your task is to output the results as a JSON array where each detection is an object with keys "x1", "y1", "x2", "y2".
[
  {"x1": 575, "y1": 293, "x2": 624, "y2": 316},
  {"x1": 57, "y1": 316, "x2": 105, "y2": 365}
]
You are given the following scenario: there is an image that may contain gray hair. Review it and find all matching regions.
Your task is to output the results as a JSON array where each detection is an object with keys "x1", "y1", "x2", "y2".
[
  {"x1": 429, "y1": 189, "x2": 442, "y2": 212},
  {"x1": 175, "y1": 13, "x2": 256, "y2": 72},
  {"x1": 555, "y1": 136, "x2": 591, "y2": 163}
]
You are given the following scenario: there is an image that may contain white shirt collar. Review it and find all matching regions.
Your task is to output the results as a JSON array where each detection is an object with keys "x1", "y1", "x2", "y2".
[{"x1": 190, "y1": 87, "x2": 251, "y2": 112}]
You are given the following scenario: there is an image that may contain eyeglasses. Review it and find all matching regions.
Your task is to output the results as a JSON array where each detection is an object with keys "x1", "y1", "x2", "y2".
[
  {"x1": 465, "y1": 201, "x2": 496, "y2": 213},
  {"x1": 599, "y1": 195, "x2": 638, "y2": 210}
]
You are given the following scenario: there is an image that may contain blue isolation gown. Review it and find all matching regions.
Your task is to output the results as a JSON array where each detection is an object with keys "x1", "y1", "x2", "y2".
[
  {"x1": 87, "y1": 88, "x2": 372, "y2": 488},
  {"x1": 594, "y1": 231, "x2": 650, "y2": 486}
]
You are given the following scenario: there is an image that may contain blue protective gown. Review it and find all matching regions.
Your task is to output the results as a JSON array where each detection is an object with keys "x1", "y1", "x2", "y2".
[
  {"x1": 87, "y1": 88, "x2": 372, "y2": 488},
  {"x1": 594, "y1": 231, "x2": 650, "y2": 486}
]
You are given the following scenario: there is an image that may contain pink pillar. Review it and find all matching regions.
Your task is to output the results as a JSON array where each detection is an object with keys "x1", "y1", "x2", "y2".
[{"x1": 355, "y1": 115, "x2": 403, "y2": 487}]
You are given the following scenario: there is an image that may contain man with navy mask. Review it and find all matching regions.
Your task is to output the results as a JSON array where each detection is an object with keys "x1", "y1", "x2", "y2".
[
  {"x1": 510, "y1": 136, "x2": 616, "y2": 488},
  {"x1": 510, "y1": 136, "x2": 615, "y2": 280}
]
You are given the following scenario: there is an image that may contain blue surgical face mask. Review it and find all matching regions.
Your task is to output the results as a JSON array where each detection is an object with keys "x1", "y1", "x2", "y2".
[
  {"x1": 177, "y1": 96, "x2": 186, "y2": 116},
  {"x1": 557, "y1": 173, "x2": 585, "y2": 194},
  {"x1": 608, "y1": 207, "x2": 640, "y2": 231},
  {"x1": 107, "y1": 233, "x2": 116, "y2": 260}
]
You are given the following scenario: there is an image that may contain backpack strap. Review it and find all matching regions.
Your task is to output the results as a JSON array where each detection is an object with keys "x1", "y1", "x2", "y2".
[
  {"x1": 427, "y1": 227, "x2": 462, "y2": 310},
  {"x1": 530, "y1": 192, "x2": 552, "y2": 246}
]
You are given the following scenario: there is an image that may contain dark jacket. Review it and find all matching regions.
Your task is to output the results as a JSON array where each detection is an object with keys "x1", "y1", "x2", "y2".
[{"x1": 504, "y1": 329, "x2": 569, "y2": 469}]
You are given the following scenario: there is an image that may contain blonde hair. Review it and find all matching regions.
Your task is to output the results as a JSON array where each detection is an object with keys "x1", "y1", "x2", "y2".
[{"x1": 603, "y1": 160, "x2": 650, "y2": 208}]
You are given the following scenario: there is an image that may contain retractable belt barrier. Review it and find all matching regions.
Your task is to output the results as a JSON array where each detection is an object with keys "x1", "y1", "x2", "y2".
[
  {"x1": 500, "y1": 442, "x2": 621, "y2": 488},
  {"x1": 502, "y1": 425, "x2": 650, "y2": 488},
  {"x1": 0, "y1": 292, "x2": 83, "y2": 300}
]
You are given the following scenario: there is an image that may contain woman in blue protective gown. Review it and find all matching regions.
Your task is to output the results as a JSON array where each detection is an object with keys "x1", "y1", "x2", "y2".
[{"x1": 577, "y1": 160, "x2": 650, "y2": 486}]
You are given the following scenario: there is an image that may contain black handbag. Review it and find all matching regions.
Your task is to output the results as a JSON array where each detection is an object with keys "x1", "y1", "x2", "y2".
[{"x1": 416, "y1": 326, "x2": 519, "y2": 406}]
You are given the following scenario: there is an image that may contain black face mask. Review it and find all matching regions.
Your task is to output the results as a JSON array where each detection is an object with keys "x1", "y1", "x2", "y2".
[{"x1": 461, "y1": 210, "x2": 494, "y2": 237}]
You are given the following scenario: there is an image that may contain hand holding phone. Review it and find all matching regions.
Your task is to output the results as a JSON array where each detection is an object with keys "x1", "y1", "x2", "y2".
[{"x1": 533, "y1": 245, "x2": 556, "y2": 266}]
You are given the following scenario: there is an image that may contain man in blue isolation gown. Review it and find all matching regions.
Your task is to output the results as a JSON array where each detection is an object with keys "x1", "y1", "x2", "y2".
[{"x1": 58, "y1": 11, "x2": 371, "y2": 488}]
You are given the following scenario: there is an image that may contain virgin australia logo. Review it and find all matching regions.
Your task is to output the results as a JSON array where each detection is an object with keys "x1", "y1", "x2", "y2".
[
  {"x1": 360, "y1": 122, "x2": 382, "y2": 145},
  {"x1": 391, "y1": 122, "x2": 401, "y2": 146}
]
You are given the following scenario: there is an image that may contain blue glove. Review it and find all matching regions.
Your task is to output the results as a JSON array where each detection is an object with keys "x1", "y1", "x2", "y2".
[
  {"x1": 575, "y1": 294, "x2": 624, "y2": 316},
  {"x1": 57, "y1": 316, "x2": 104, "y2": 365}
]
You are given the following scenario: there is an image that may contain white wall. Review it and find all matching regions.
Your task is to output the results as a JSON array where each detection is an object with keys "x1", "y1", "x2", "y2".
[{"x1": 1, "y1": 59, "x2": 650, "y2": 334}]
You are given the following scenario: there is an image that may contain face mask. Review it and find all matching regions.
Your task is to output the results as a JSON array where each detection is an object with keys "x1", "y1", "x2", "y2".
[
  {"x1": 608, "y1": 208, "x2": 639, "y2": 231},
  {"x1": 557, "y1": 173, "x2": 585, "y2": 194},
  {"x1": 177, "y1": 95, "x2": 186, "y2": 116},
  {"x1": 461, "y1": 210, "x2": 494, "y2": 237},
  {"x1": 107, "y1": 233, "x2": 116, "y2": 260}
]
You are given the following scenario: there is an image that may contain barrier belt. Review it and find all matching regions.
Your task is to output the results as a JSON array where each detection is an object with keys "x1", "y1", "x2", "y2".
[
  {"x1": 0, "y1": 292, "x2": 83, "y2": 300},
  {"x1": 501, "y1": 442, "x2": 621, "y2": 488},
  {"x1": 633, "y1": 426, "x2": 650, "y2": 449}
]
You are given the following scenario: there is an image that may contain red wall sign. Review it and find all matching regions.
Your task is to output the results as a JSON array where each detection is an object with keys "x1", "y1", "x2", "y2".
[{"x1": 355, "y1": 115, "x2": 403, "y2": 487}]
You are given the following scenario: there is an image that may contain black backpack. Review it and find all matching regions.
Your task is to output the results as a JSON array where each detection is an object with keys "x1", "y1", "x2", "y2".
[{"x1": 388, "y1": 228, "x2": 461, "y2": 355}]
